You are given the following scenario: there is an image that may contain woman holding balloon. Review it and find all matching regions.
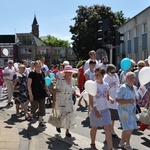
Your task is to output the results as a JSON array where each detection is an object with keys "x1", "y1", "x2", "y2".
[
  {"x1": 89, "y1": 67, "x2": 114, "y2": 150},
  {"x1": 27, "y1": 60, "x2": 50, "y2": 127}
]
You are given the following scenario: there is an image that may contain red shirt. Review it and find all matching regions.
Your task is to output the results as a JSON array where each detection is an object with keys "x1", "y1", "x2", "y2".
[
  {"x1": 78, "y1": 67, "x2": 85, "y2": 93},
  {"x1": 0, "y1": 70, "x2": 3, "y2": 86}
]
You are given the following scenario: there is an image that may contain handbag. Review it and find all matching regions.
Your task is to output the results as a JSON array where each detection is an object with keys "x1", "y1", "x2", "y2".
[
  {"x1": 48, "y1": 108, "x2": 62, "y2": 127},
  {"x1": 138, "y1": 106, "x2": 150, "y2": 125}
]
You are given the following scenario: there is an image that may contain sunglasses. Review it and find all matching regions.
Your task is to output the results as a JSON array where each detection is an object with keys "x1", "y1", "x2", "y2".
[{"x1": 110, "y1": 71, "x2": 115, "y2": 74}]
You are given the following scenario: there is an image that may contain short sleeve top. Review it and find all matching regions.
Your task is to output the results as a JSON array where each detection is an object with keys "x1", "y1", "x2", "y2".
[{"x1": 28, "y1": 71, "x2": 45, "y2": 100}]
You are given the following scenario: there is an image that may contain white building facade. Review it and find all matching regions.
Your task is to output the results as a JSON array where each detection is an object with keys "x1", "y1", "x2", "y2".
[{"x1": 116, "y1": 6, "x2": 150, "y2": 68}]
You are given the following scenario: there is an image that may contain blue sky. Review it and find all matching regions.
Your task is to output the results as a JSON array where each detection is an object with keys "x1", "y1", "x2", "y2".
[{"x1": 0, "y1": 0, "x2": 149, "y2": 42}]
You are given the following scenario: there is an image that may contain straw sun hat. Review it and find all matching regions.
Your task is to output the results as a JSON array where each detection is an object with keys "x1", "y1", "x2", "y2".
[{"x1": 61, "y1": 65, "x2": 77, "y2": 74}]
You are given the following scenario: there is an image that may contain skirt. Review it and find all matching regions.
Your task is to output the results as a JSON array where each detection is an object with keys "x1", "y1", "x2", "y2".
[
  {"x1": 89, "y1": 108, "x2": 111, "y2": 127},
  {"x1": 109, "y1": 108, "x2": 119, "y2": 121}
]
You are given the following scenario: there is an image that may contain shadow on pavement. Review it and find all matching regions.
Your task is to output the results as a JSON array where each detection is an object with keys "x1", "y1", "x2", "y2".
[
  {"x1": 76, "y1": 105, "x2": 88, "y2": 112},
  {"x1": 141, "y1": 137, "x2": 150, "y2": 148},
  {"x1": 4, "y1": 114, "x2": 26, "y2": 125},
  {"x1": 132, "y1": 129, "x2": 144, "y2": 136},
  {"x1": 46, "y1": 134, "x2": 77, "y2": 150},
  {"x1": 19, "y1": 123, "x2": 46, "y2": 140},
  {"x1": 0, "y1": 96, "x2": 8, "y2": 102},
  {"x1": 81, "y1": 116, "x2": 90, "y2": 128}
]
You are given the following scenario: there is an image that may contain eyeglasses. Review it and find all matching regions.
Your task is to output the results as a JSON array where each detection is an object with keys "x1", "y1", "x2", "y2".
[{"x1": 110, "y1": 71, "x2": 115, "y2": 74}]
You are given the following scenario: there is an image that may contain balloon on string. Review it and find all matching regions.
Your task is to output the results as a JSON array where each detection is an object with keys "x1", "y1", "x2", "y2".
[
  {"x1": 139, "y1": 67, "x2": 150, "y2": 85},
  {"x1": 50, "y1": 72, "x2": 55, "y2": 78},
  {"x1": 81, "y1": 90, "x2": 89, "y2": 101},
  {"x1": 148, "y1": 55, "x2": 150, "y2": 65},
  {"x1": 120, "y1": 58, "x2": 131, "y2": 71},
  {"x1": 14, "y1": 63, "x2": 18, "y2": 68},
  {"x1": 84, "y1": 80, "x2": 97, "y2": 96},
  {"x1": 45, "y1": 77, "x2": 51, "y2": 86},
  {"x1": 2, "y1": 48, "x2": 9, "y2": 56}
]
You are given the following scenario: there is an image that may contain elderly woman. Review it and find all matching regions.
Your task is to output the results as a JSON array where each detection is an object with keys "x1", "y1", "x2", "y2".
[
  {"x1": 27, "y1": 60, "x2": 49, "y2": 127},
  {"x1": 53, "y1": 65, "x2": 79, "y2": 137},
  {"x1": 116, "y1": 72, "x2": 139, "y2": 150},
  {"x1": 103, "y1": 64, "x2": 120, "y2": 138},
  {"x1": 120, "y1": 59, "x2": 136, "y2": 84},
  {"x1": 13, "y1": 65, "x2": 28, "y2": 118}
]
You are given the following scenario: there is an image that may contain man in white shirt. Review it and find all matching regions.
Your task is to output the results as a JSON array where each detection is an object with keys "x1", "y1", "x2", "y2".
[
  {"x1": 40, "y1": 56, "x2": 49, "y2": 76},
  {"x1": 3, "y1": 60, "x2": 15, "y2": 106},
  {"x1": 84, "y1": 50, "x2": 99, "y2": 73},
  {"x1": 99, "y1": 56, "x2": 109, "y2": 71}
]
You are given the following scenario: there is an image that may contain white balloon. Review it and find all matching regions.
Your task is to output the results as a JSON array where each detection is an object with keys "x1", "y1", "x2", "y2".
[
  {"x1": 139, "y1": 67, "x2": 150, "y2": 85},
  {"x1": 2, "y1": 48, "x2": 9, "y2": 56},
  {"x1": 82, "y1": 90, "x2": 89, "y2": 101},
  {"x1": 81, "y1": 90, "x2": 89, "y2": 100},
  {"x1": 148, "y1": 56, "x2": 150, "y2": 65},
  {"x1": 84, "y1": 80, "x2": 97, "y2": 96},
  {"x1": 14, "y1": 63, "x2": 18, "y2": 68}
]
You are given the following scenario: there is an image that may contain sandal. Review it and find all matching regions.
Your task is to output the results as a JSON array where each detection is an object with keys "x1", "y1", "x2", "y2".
[
  {"x1": 26, "y1": 116, "x2": 33, "y2": 122},
  {"x1": 118, "y1": 143, "x2": 125, "y2": 148},
  {"x1": 66, "y1": 133, "x2": 72, "y2": 137},
  {"x1": 39, "y1": 122, "x2": 46, "y2": 127},
  {"x1": 112, "y1": 133, "x2": 119, "y2": 138},
  {"x1": 124, "y1": 145, "x2": 133, "y2": 150},
  {"x1": 56, "y1": 127, "x2": 61, "y2": 133}
]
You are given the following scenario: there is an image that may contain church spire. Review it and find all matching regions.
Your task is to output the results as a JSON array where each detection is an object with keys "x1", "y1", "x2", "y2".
[
  {"x1": 32, "y1": 14, "x2": 38, "y2": 25},
  {"x1": 31, "y1": 14, "x2": 39, "y2": 38}
]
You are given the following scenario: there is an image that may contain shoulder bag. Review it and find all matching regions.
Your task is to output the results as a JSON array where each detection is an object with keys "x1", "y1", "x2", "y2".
[
  {"x1": 48, "y1": 108, "x2": 62, "y2": 127},
  {"x1": 138, "y1": 105, "x2": 150, "y2": 125}
]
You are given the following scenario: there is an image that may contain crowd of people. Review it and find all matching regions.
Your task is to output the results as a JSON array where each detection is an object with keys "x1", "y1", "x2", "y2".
[{"x1": 0, "y1": 52, "x2": 150, "y2": 150}]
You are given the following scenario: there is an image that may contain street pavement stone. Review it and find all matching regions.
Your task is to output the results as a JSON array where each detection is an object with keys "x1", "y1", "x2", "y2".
[{"x1": 0, "y1": 91, "x2": 80, "y2": 150}]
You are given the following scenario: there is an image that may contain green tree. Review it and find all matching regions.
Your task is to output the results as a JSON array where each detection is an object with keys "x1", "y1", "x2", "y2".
[
  {"x1": 70, "y1": 5, "x2": 128, "y2": 59},
  {"x1": 42, "y1": 35, "x2": 70, "y2": 47},
  {"x1": 115, "y1": 11, "x2": 130, "y2": 25}
]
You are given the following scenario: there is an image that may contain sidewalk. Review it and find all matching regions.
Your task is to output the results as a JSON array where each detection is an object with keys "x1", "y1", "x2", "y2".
[
  {"x1": 0, "y1": 89, "x2": 105, "y2": 150},
  {"x1": 0, "y1": 110, "x2": 20, "y2": 150}
]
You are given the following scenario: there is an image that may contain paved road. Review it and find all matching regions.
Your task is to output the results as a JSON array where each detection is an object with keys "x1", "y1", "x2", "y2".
[{"x1": 0, "y1": 89, "x2": 150, "y2": 150}]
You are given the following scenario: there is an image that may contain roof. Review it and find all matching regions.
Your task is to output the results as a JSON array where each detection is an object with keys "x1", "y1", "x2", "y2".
[
  {"x1": 16, "y1": 33, "x2": 46, "y2": 46},
  {"x1": 118, "y1": 6, "x2": 150, "y2": 29}
]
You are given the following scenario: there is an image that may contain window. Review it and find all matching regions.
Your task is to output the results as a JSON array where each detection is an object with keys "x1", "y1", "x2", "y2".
[
  {"x1": 37, "y1": 48, "x2": 47, "y2": 54},
  {"x1": 127, "y1": 30, "x2": 131, "y2": 40},
  {"x1": 134, "y1": 27, "x2": 138, "y2": 37},
  {"x1": 1, "y1": 47, "x2": 14, "y2": 57},
  {"x1": 142, "y1": 34, "x2": 147, "y2": 50},
  {"x1": 54, "y1": 49, "x2": 61, "y2": 55},
  {"x1": 68, "y1": 49, "x2": 75, "y2": 55},
  {"x1": 134, "y1": 37, "x2": 138, "y2": 52},
  {"x1": 128, "y1": 40, "x2": 131, "y2": 53},
  {"x1": 142, "y1": 22, "x2": 147, "y2": 34},
  {"x1": 20, "y1": 48, "x2": 32, "y2": 54}
]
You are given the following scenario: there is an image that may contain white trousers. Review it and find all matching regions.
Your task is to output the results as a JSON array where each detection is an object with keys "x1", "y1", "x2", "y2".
[{"x1": 5, "y1": 80, "x2": 14, "y2": 103}]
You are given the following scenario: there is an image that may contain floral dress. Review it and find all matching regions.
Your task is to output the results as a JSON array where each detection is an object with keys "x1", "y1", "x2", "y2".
[
  {"x1": 55, "y1": 78, "x2": 76, "y2": 129},
  {"x1": 13, "y1": 73, "x2": 28, "y2": 104},
  {"x1": 116, "y1": 83, "x2": 138, "y2": 130}
]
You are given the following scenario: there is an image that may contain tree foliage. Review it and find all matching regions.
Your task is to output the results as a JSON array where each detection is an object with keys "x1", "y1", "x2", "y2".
[
  {"x1": 70, "y1": 5, "x2": 128, "y2": 60},
  {"x1": 42, "y1": 35, "x2": 70, "y2": 47}
]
